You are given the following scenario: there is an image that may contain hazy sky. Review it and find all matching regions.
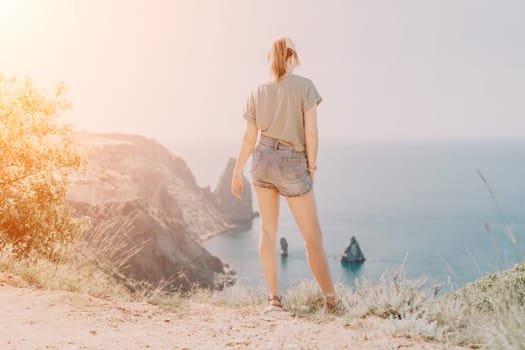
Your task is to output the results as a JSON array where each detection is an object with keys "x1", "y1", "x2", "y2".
[{"x1": 1, "y1": 0, "x2": 524, "y2": 143}]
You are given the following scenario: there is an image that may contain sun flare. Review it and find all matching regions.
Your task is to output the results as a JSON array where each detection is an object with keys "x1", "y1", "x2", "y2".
[
  {"x1": 0, "y1": 0, "x2": 19, "y2": 23},
  {"x1": 0, "y1": 0, "x2": 39, "y2": 36}
]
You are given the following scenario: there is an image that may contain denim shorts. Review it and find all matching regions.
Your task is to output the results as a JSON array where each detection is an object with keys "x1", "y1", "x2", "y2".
[{"x1": 249, "y1": 134, "x2": 313, "y2": 197}]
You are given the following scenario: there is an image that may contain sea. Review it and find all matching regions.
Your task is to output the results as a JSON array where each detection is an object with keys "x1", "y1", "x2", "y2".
[{"x1": 164, "y1": 138, "x2": 525, "y2": 295}]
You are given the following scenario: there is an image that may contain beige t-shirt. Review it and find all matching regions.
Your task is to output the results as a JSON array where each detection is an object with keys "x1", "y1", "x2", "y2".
[{"x1": 242, "y1": 73, "x2": 323, "y2": 152}]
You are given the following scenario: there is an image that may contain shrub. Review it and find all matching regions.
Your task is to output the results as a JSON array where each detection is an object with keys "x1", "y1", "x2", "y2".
[{"x1": 0, "y1": 74, "x2": 83, "y2": 256}]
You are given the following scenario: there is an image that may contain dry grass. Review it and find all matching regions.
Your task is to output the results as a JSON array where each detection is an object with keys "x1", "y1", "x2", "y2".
[
  {"x1": 189, "y1": 282, "x2": 265, "y2": 308},
  {"x1": 1, "y1": 236, "x2": 523, "y2": 349},
  {"x1": 0, "y1": 242, "x2": 131, "y2": 299},
  {"x1": 0, "y1": 208, "x2": 185, "y2": 310},
  {"x1": 186, "y1": 258, "x2": 523, "y2": 350},
  {"x1": 272, "y1": 267, "x2": 521, "y2": 348}
]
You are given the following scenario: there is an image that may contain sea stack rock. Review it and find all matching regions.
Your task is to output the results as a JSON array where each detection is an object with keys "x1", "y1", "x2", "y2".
[
  {"x1": 280, "y1": 237, "x2": 288, "y2": 257},
  {"x1": 214, "y1": 158, "x2": 256, "y2": 224},
  {"x1": 341, "y1": 236, "x2": 366, "y2": 264}
]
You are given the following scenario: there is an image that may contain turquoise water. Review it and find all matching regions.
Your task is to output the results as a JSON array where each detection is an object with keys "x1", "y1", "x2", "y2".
[{"x1": 166, "y1": 139, "x2": 525, "y2": 294}]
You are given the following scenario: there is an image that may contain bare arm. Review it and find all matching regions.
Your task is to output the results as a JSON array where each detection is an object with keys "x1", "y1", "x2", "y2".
[
  {"x1": 231, "y1": 121, "x2": 258, "y2": 199},
  {"x1": 304, "y1": 104, "x2": 318, "y2": 174},
  {"x1": 233, "y1": 121, "x2": 258, "y2": 176}
]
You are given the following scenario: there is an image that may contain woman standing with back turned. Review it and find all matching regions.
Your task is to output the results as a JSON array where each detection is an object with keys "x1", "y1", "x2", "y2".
[{"x1": 231, "y1": 36, "x2": 342, "y2": 313}]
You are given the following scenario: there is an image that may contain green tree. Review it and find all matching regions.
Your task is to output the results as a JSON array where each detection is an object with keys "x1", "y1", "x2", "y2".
[{"x1": 0, "y1": 74, "x2": 82, "y2": 255}]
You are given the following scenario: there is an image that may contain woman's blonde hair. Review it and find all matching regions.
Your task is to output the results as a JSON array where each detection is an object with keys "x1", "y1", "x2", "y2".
[{"x1": 267, "y1": 37, "x2": 300, "y2": 81}]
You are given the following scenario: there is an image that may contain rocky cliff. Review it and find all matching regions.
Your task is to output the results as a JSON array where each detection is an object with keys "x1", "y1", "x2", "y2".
[
  {"x1": 68, "y1": 133, "x2": 255, "y2": 240},
  {"x1": 77, "y1": 199, "x2": 235, "y2": 291},
  {"x1": 67, "y1": 132, "x2": 255, "y2": 291}
]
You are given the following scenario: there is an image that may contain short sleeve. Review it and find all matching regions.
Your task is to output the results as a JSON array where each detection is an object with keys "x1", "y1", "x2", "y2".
[
  {"x1": 242, "y1": 90, "x2": 256, "y2": 125},
  {"x1": 303, "y1": 80, "x2": 323, "y2": 113}
]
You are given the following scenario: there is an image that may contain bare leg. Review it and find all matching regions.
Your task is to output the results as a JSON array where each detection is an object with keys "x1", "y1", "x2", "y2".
[
  {"x1": 285, "y1": 189, "x2": 336, "y2": 297},
  {"x1": 253, "y1": 185, "x2": 281, "y2": 298}
]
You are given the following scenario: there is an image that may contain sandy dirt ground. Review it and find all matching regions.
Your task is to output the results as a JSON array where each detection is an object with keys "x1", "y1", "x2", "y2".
[{"x1": 0, "y1": 273, "x2": 469, "y2": 350}]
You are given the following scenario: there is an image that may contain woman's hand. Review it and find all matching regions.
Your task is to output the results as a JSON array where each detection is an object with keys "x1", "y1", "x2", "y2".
[
  {"x1": 308, "y1": 169, "x2": 315, "y2": 185},
  {"x1": 231, "y1": 171, "x2": 244, "y2": 200}
]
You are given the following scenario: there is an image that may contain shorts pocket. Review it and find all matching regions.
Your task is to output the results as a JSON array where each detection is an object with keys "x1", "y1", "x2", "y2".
[
  {"x1": 250, "y1": 148, "x2": 264, "y2": 175},
  {"x1": 279, "y1": 157, "x2": 306, "y2": 182}
]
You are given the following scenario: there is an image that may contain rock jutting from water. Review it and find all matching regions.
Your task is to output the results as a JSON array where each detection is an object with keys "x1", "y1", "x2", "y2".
[
  {"x1": 280, "y1": 237, "x2": 288, "y2": 257},
  {"x1": 341, "y1": 236, "x2": 366, "y2": 264}
]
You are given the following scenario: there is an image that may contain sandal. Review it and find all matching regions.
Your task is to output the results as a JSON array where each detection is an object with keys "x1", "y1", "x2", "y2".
[
  {"x1": 324, "y1": 293, "x2": 345, "y2": 315},
  {"x1": 266, "y1": 293, "x2": 283, "y2": 312}
]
